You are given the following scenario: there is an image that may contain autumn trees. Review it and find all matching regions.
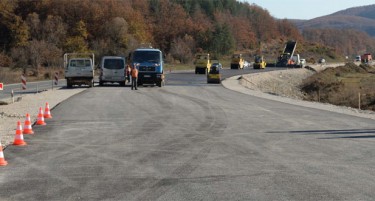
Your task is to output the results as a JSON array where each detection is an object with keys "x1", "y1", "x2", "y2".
[
  {"x1": 0, "y1": 0, "x2": 306, "y2": 70},
  {"x1": 303, "y1": 28, "x2": 375, "y2": 57}
]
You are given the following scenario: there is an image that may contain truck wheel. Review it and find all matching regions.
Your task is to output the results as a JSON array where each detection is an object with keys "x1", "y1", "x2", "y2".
[
  {"x1": 67, "y1": 80, "x2": 72, "y2": 88},
  {"x1": 120, "y1": 81, "x2": 125, "y2": 86},
  {"x1": 99, "y1": 81, "x2": 103, "y2": 86},
  {"x1": 157, "y1": 80, "x2": 165, "y2": 87}
]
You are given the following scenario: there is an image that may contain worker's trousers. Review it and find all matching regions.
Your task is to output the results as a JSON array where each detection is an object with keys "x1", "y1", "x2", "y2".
[{"x1": 131, "y1": 77, "x2": 138, "y2": 90}]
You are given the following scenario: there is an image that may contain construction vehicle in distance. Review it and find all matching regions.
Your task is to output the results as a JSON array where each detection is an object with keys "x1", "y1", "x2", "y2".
[
  {"x1": 194, "y1": 53, "x2": 211, "y2": 74},
  {"x1": 230, "y1": 54, "x2": 244, "y2": 69},
  {"x1": 291, "y1": 54, "x2": 305, "y2": 68},
  {"x1": 64, "y1": 53, "x2": 95, "y2": 88},
  {"x1": 253, "y1": 55, "x2": 266, "y2": 69},
  {"x1": 128, "y1": 47, "x2": 165, "y2": 87},
  {"x1": 276, "y1": 41, "x2": 302, "y2": 67},
  {"x1": 361, "y1": 53, "x2": 373, "y2": 64},
  {"x1": 207, "y1": 63, "x2": 221, "y2": 84},
  {"x1": 355, "y1": 55, "x2": 361, "y2": 62}
]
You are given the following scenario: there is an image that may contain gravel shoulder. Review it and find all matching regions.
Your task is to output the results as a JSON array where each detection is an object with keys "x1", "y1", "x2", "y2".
[
  {"x1": 222, "y1": 63, "x2": 375, "y2": 120},
  {"x1": 0, "y1": 88, "x2": 86, "y2": 147}
]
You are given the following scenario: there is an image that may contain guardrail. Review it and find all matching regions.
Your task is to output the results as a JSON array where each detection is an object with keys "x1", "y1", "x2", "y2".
[{"x1": 0, "y1": 80, "x2": 66, "y2": 104}]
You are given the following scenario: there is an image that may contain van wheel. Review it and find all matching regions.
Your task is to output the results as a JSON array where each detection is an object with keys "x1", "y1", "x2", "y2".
[{"x1": 120, "y1": 81, "x2": 125, "y2": 86}]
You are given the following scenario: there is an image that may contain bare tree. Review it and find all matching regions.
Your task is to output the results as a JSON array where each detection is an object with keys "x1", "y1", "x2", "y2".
[
  {"x1": 42, "y1": 15, "x2": 67, "y2": 47},
  {"x1": 10, "y1": 46, "x2": 29, "y2": 74},
  {"x1": 26, "y1": 12, "x2": 41, "y2": 40},
  {"x1": 170, "y1": 35, "x2": 195, "y2": 64}
]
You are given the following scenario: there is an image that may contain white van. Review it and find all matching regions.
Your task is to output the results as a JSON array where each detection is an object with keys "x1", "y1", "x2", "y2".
[{"x1": 99, "y1": 56, "x2": 126, "y2": 86}]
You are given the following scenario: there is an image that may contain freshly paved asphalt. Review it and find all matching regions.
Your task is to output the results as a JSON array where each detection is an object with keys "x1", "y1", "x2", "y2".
[{"x1": 1, "y1": 67, "x2": 375, "y2": 200}]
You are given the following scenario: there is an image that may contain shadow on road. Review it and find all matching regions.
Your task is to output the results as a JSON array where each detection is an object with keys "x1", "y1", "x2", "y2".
[{"x1": 268, "y1": 129, "x2": 375, "y2": 139}]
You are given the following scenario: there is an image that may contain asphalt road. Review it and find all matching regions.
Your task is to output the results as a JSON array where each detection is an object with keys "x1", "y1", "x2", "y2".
[{"x1": 1, "y1": 68, "x2": 375, "y2": 200}]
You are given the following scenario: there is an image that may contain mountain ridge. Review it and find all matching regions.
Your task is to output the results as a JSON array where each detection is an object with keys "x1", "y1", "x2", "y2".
[{"x1": 294, "y1": 4, "x2": 375, "y2": 37}]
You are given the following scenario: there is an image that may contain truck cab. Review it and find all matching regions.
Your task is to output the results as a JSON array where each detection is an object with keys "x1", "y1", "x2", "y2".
[
  {"x1": 276, "y1": 41, "x2": 297, "y2": 67},
  {"x1": 361, "y1": 53, "x2": 372, "y2": 64},
  {"x1": 291, "y1": 54, "x2": 304, "y2": 68},
  {"x1": 207, "y1": 64, "x2": 221, "y2": 84},
  {"x1": 230, "y1": 54, "x2": 244, "y2": 69},
  {"x1": 194, "y1": 53, "x2": 210, "y2": 74},
  {"x1": 253, "y1": 55, "x2": 266, "y2": 69},
  {"x1": 129, "y1": 48, "x2": 165, "y2": 87},
  {"x1": 64, "y1": 53, "x2": 95, "y2": 88},
  {"x1": 355, "y1": 55, "x2": 361, "y2": 62}
]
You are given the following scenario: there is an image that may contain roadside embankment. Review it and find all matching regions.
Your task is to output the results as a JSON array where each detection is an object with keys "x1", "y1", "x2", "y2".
[{"x1": 222, "y1": 63, "x2": 375, "y2": 120}]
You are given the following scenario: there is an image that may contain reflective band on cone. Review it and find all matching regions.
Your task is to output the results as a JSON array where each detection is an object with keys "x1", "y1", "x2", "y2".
[
  {"x1": 0, "y1": 141, "x2": 8, "y2": 166},
  {"x1": 36, "y1": 107, "x2": 46, "y2": 126},
  {"x1": 13, "y1": 121, "x2": 27, "y2": 146},
  {"x1": 44, "y1": 102, "x2": 52, "y2": 119},
  {"x1": 23, "y1": 113, "x2": 34, "y2": 134}
]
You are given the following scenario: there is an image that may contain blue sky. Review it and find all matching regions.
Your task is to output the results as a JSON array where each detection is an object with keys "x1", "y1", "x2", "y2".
[{"x1": 243, "y1": 0, "x2": 375, "y2": 20}]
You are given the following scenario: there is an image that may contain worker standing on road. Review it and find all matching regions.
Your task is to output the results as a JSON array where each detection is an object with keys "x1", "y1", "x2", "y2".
[
  {"x1": 126, "y1": 64, "x2": 131, "y2": 83},
  {"x1": 131, "y1": 65, "x2": 138, "y2": 90}
]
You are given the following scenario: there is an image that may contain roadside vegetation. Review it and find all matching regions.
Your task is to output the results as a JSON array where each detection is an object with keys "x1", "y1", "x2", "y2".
[
  {"x1": 0, "y1": 0, "x2": 353, "y2": 82},
  {"x1": 301, "y1": 63, "x2": 375, "y2": 111},
  {"x1": 1, "y1": 0, "x2": 375, "y2": 112}
]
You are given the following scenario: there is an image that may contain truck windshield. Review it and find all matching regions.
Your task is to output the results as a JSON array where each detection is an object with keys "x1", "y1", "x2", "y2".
[
  {"x1": 70, "y1": 59, "x2": 91, "y2": 67},
  {"x1": 255, "y1": 57, "x2": 262, "y2": 63},
  {"x1": 103, "y1": 59, "x2": 124, "y2": 69},
  {"x1": 133, "y1": 51, "x2": 160, "y2": 63}
]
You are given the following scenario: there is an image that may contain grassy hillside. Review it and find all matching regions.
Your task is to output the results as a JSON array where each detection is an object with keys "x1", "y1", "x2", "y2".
[
  {"x1": 294, "y1": 4, "x2": 375, "y2": 37},
  {"x1": 301, "y1": 63, "x2": 375, "y2": 111}
]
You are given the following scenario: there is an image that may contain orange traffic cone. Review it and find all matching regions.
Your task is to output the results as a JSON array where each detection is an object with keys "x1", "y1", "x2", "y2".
[
  {"x1": 44, "y1": 102, "x2": 52, "y2": 119},
  {"x1": 13, "y1": 121, "x2": 27, "y2": 146},
  {"x1": 0, "y1": 140, "x2": 8, "y2": 166},
  {"x1": 36, "y1": 107, "x2": 46, "y2": 126},
  {"x1": 23, "y1": 113, "x2": 34, "y2": 134}
]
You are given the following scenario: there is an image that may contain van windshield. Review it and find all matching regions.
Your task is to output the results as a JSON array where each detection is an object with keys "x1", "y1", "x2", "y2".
[
  {"x1": 103, "y1": 59, "x2": 125, "y2": 69},
  {"x1": 133, "y1": 51, "x2": 160, "y2": 63},
  {"x1": 70, "y1": 59, "x2": 91, "y2": 67}
]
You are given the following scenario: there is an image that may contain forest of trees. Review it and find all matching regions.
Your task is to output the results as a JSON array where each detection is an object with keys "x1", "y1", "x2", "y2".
[
  {"x1": 303, "y1": 28, "x2": 375, "y2": 56},
  {"x1": 0, "y1": 0, "x2": 373, "y2": 75}
]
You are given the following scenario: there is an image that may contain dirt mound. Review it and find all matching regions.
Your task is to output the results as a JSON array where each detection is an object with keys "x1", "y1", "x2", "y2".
[{"x1": 301, "y1": 63, "x2": 375, "y2": 110}]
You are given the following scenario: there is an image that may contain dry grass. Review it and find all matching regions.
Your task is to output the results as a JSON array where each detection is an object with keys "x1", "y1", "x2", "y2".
[
  {"x1": 301, "y1": 63, "x2": 375, "y2": 111},
  {"x1": 0, "y1": 68, "x2": 21, "y2": 84},
  {"x1": 0, "y1": 67, "x2": 64, "y2": 84}
]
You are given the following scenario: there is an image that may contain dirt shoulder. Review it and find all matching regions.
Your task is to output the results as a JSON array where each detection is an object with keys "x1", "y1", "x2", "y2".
[{"x1": 222, "y1": 63, "x2": 375, "y2": 120}]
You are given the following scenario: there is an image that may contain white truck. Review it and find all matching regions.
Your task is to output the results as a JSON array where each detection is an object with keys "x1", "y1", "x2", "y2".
[
  {"x1": 291, "y1": 54, "x2": 305, "y2": 68},
  {"x1": 64, "y1": 53, "x2": 95, "y2": 88}
]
